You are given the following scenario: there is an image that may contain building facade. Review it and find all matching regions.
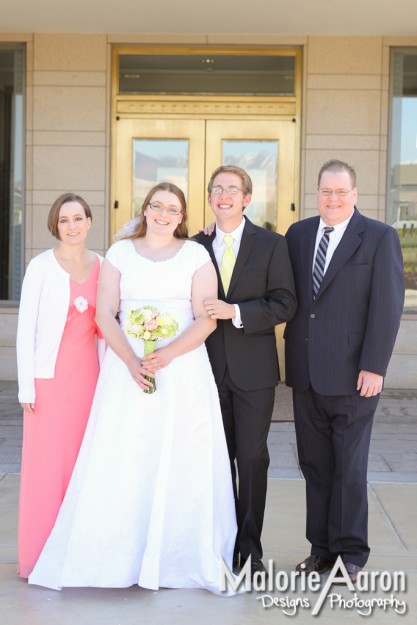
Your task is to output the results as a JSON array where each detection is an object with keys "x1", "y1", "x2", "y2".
[{"x1": 0, "y1": 31, "x2": 416, "y2": 387}]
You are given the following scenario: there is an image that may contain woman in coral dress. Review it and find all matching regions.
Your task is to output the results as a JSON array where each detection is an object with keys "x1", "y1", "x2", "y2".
[
  {"x1": 29, "y1": 182, "x2": 237, "y2": 594},
  {"x1": 16, "y1": 193, "x2": 103, "y2": 578}
]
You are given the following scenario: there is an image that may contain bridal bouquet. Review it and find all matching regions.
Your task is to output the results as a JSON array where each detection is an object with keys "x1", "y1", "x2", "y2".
[{"x1": 124, "y1": 305, "x2": 179, "y2": 394}]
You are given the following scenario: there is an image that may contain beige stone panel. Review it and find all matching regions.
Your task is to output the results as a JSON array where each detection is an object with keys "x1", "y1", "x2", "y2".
[
  {"x1": 378, "y1": 193, "x2": 388, "y2": 220},
  {"x1": 34, "y1": 34, "x2": 106, "y2": 72},
  {"x1": 382, "y1": 44, "x2": 390, "y2": 76},
  {"x1": 25, "y1": 84, "x2": 33, "y2": 132},
  {"x1": 26, "y1": 42, "x2": 33, "y2": 86},
  {"x1": 379, "y1": 135, "x2": 387, "y2": 152},
  {"x1": 30, "y1": 205, "x2": 57, "y2": 249},
  {"x1": 33, "y1": 146, "x2": 106, "y2": 191},
  {"x1": 33, "y1": 71, "x2": 106, "y2": 87},
  {"x1": 357, "y1": 194, "x2": 379, "y2": 210},
  {"x1": 24, "y1": 194, "x2": 33, "y2": 249},
  {"x1": 26, "y1": 130, "x2": 33, "y2": 147},
  {"x1": 86, "y1": 204, "x2": 107, "y2": 251},
  {"x1": 305, "y1": 151, "x2": 380, "y2": 194},
  {"x1": 33, "y1": 86, "x2": 105, "y2": 132},
  {"x1": 32, "y1": 190, "x2": 106, "y2": 206},
  {"x1": 378, "y1": 151, "x2": 387, "y2": 196},
  {"x1": 380, "y1": 89, "x2": 389, "y2": 136},
  {"x1": 306, "y1": 90, "x2": 381, "y2": 135},
  {"x1": 33, "y1": 131, "x2": 106, "y2": 147},
  {"x1": 307, "y1": 74, "x2": 381, "y2": 90},
  {"x1": 303, "y1": 208, "x2": 317, "y2": 219},
  {"x1": 0, "y1": 348, "x2": 17, "y2": 380},
  {"x1": 25, "y1": 143, "x2": 33, "y2": 190},
  {"x1": 307, "y1": 36, "x2": 383, "y2": 75},
  {"x1": 306, "y1": 134, "x2": 380, "y2": 150},
  {"x1": 304, "y1": 193, "x2": 318, "y2": 210}
]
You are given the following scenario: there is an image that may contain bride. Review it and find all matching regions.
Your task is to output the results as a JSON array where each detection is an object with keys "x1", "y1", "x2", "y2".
[{"x1": 29, "y1": 182, "x2": 237, "y2": 593}]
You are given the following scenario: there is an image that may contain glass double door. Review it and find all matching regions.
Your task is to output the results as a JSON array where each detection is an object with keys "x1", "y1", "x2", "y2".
[{"x1": 113, "y1": 118, "x2": 296, "y2": 239}]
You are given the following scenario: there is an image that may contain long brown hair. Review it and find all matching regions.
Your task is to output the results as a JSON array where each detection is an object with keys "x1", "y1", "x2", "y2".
[{"x1": 125, "y1": 182, "x2": 188, "y2": 240}]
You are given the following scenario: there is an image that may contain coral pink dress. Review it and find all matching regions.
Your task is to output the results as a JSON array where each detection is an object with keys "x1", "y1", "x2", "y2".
[{"x1": 18, "y1": 256, "x2": 101, "y2": 578}]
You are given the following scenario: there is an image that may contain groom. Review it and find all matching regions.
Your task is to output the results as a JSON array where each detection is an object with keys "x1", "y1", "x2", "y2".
[{"x1": 194, "y1": 165, "x2": 297, "y2": 577}]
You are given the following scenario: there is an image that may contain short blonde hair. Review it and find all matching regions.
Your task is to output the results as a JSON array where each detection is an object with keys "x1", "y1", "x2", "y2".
[{"x1": 208, "y1": 165, "x2": 253, "y2": 196}]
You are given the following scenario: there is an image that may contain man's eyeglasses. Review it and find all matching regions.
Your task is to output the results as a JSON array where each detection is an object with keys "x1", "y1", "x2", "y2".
[
  {"x1": 210, "y1": 186, "x2": 243, "y2": 196},
  {"x1": 148, "y1": 203, "x2": 181, "y2": 216},
  {"x1": 319, "y1": 189, "x2": 353, "y2": 198}
]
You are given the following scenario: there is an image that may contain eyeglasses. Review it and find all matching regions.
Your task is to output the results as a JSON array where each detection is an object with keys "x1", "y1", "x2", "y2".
[
  {"x1": 319, "y1": 189, "x2": 353, "y2": 198},
  {"x1": 210, "y1": 186, "x2": 243, "y2": 196},
  {"x1": 148, "y1": 203, "x2": 182, "y2": 216}
]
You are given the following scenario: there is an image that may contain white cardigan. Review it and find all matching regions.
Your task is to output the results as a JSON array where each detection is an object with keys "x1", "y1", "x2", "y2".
[{"x1": 16, "y1": 249, "x2": 103, "y2": 404}]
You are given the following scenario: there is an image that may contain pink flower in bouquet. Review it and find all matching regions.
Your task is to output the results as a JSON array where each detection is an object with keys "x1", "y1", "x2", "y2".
[{"x1": 145, "y1": 319, "x2": 158, "y2": 331}]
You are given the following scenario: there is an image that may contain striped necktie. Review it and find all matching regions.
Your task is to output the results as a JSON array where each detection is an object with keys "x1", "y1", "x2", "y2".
[
  {"x1": 220, "y1": 235, "x2": 235, "y2": 295},
  {"x1": 312, "y1": 226, "x2": 334, "y2": 299}
]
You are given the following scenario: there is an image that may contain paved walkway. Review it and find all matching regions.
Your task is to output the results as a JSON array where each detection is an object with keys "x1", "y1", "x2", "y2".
[{"x1": 0, "y1": 382, "x2": 416, "y2": 623}]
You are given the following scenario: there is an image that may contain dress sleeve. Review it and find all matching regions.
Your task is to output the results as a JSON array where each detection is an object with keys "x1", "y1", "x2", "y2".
[
  {"x1": 191, "y1": 241, "x2": 212, "y2": 272},
  {"x1": 105, "y1": 240, "x2": 126, "y2": 271}
]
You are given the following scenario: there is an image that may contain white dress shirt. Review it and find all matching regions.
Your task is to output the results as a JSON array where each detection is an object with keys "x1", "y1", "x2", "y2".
[
  {"x1": 213, "y1": 218, "x2": 246, "y2": 328},
  {"x1": 312, "y1": 211, "x2": 354, "y2": 275}
]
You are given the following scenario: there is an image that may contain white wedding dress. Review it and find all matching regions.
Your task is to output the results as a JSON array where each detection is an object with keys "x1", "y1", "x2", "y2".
[{"x1": 29, "y1": 239, "x2": 237, "y2": 593}]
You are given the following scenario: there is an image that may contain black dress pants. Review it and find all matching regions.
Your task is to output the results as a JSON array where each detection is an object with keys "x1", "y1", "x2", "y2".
[
  {"x1": 218, "y1": 369, "x2": 275, "y2": 561},
  {"x1": 293, "y1": 387, "x2": 379, "y2": 567}
]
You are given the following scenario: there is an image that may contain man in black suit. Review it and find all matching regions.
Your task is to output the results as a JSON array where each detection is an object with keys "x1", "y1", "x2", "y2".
[
  {"x1": 284, "y1": 160, "x2": 404, "y2": 582},
  {"x1": 194, "y1": 165, "x2": 297, "y2": 577}
]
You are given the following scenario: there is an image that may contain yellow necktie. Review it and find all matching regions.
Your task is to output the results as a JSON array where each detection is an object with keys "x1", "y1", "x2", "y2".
[{"x1": 220, "y1": 235, "x2": 235, "y2": 295}]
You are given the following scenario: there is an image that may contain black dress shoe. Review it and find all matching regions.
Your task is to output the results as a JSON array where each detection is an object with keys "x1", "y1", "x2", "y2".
[
  {"x1": 344, "y1": 562, "x2": 363, "y2": 584},
  {"x1": 241, "y1": 557, "x2": 268, "y2": 581},
  {"x1": 296, "y1": 555, "x2": 334, "y2": 575}
]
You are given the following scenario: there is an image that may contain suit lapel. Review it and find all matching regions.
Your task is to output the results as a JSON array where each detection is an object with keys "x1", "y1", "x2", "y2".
[
  {"x1": 315, "y1": 208, "x2": 365, "y2": 301},
  {"x1": 298, "y1": 217, "x2": 319, "y2": 305}
]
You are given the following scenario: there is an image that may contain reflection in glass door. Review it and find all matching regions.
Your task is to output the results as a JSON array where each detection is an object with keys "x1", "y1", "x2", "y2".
[
  {"x1": 133, "y1": 139, "x2": 189, "y2": 215},
  {"x1": 222, "y1": 140, "x2": 278, "y2": 230},
  {"x1": 114, "y1": 119, "x2": 205, "y2": 237},
  {"x1": 205, "y1": 120, "x2": 295, "y2": 235}
]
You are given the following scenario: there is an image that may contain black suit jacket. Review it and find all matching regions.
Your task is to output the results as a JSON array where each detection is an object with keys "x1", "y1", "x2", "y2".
[
  {"x1": 284, "y1": 208, "x2": 404, "y2": 395},
  {"x1": 194, "y1": 217, "x2": 297, "y2": 391}
]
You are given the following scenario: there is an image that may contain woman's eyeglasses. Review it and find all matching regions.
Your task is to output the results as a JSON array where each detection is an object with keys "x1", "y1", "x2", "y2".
[{"x1": 148, "y1": 203, "x2": 182, "y2": 216}]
